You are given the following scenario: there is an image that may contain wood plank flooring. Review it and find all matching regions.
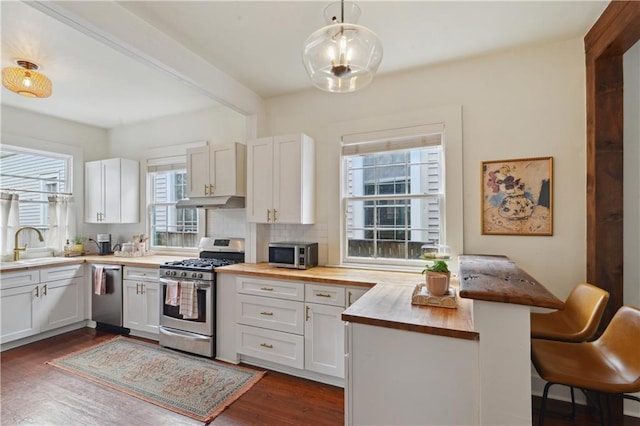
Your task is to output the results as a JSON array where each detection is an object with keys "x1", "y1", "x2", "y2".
[{"x1": 2, "y1": 328, "x2": 639, "y2": 425}]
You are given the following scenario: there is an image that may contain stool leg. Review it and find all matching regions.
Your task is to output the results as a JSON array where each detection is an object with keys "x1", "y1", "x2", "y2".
[
  {"x1": 569, "y1": 386, "x2": 576, "y2": 419},
  {"x1": 539, "y1": 382, "x2": 553, "y2": 426},
  {"x1": 606, "y1": 394, "x2": 611, "y2": 426}
]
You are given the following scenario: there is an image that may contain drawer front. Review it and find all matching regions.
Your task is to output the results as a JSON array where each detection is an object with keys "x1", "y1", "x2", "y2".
[
  {"x1": 236, "y1": 294, "x2": 304, "y2": 335},
  {"x1": 40, "y1": 264, "x2": 83, "y2": 282},
  {"x1": 0, "y1": 270, "x2": 39, "y2": 290},
  {"x1": 124, "y1": 267, "x2": 158, "y2": 282},
  {"x1": 305, "y1": 284, "x2": 346, "y2": 307},
  {"x1": 236, "y1": 277, "x2": 304, "y2": 301},
  {"x1": 236, "y1": 324, "x2": 304, "y2": 369}
]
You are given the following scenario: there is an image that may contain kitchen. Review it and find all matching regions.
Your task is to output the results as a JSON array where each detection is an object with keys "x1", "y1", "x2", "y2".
[{"x1": 2, "y1": 1, "x2": 640, "y2": 425}]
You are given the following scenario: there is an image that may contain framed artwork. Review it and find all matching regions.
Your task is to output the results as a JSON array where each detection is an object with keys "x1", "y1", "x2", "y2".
[{"x1": 481, "y1": 156, "x2": 553, "y2": 236}]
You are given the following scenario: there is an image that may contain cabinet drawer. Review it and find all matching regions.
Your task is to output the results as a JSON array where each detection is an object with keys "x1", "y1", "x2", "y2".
[
  {"x1": 0, "y1": 270, "x2": 39, "y2": 290},
  {"x1": 124, "y1": 267, "x2": 158, "y2": 281},
  {"x1": 40, "y1": 264, "x2": 83, "y2": 282},
  {"x1": 236, "y1": 324, "x2": 304, "y2": 369},
  {"x1": 236, "y1": 277, "x2": 304, "y2": 301},
  {"x1": 236, "y1": 294, "x2": 304, "y2": 335},
  {"x1": 305, "y1": 284, "x2": 345, "y2": 307}
]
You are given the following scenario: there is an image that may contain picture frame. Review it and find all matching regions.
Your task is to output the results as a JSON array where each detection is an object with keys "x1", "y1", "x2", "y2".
[{"x1": 481, "y1": 156, "x2": 553, "y2": 236}]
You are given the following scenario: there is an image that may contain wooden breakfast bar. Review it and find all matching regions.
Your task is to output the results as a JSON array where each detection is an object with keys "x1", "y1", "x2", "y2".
[{"x1": 342, "y1": 254, "x2": 562, "y2": 426}]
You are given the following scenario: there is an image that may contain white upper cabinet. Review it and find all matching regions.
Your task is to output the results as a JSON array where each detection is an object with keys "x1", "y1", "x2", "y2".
[
  {"x1": 247, "y1": 134, "x2": 315, "y2": 224},
  {"x1": 85, "y1": 158, "x2": 139, "y2": 224},
  {"x1": 186, "y1": 142, "x2": 246, "y2": 198}
]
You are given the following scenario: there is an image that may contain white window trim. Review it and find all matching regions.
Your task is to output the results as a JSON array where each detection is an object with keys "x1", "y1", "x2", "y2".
[{"x1": 327, "y1": 106, "x2": 463, "y2": 272}]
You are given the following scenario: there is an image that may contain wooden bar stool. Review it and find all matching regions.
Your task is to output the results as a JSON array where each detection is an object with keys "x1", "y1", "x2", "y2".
[
  {"x1": 531, "y1": 305, "x2": 640, "y2": 426},
  {"x1": 531, "y1": 282, "x2": 609, "y2": 342}
]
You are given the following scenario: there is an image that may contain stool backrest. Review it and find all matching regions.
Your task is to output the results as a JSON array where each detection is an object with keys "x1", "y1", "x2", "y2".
[
  {"x1": 563, "y1": 282, "x2": 609, "y2": 341},
  {"x1": 596, "y1": 306, "x2": 640, "y2": 390}
]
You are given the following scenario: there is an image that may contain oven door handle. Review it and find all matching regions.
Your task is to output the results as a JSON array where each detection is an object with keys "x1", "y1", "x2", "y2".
[
  {"x1": 159, "y1": 278, "x2": 210, "y2": 290},
  {"x1": 159, "y1": 327, "x2": 211, "y2": 341}
]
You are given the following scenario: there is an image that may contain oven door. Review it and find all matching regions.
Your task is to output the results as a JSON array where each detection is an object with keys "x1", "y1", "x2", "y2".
[{"x1": 159, "y1": 277, "x2": 213, "y2": 336}]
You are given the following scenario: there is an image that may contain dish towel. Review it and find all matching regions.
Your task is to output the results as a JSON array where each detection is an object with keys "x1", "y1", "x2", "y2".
[
  {"x1": 94, "y1": 266, "x2": 106, "y2": 296},
  {"x1": 179, "y1": 282, "x2": 198, "y2": 319},
  {"x1": 164, "y1": 280, "x2": 181, "y2": 306}
]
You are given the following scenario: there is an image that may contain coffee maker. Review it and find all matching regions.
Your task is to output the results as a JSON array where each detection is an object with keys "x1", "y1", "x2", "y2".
[{"x1": 97, "y1": 234, "x2": 112, "y2": 255}]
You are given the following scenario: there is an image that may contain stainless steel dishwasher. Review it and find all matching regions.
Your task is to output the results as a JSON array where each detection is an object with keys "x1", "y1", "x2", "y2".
[{"x1": 91, "y1": 264, "x2": 129, "y2": 333}]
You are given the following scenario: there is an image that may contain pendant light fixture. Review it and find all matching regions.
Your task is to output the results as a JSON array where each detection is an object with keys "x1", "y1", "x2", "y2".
[
  {"x1": 302, "y1": 0, "x2": 383, "y2": 93},
  {"x1": 2, "y1": 60, "x2": 52, "y2": 98}
]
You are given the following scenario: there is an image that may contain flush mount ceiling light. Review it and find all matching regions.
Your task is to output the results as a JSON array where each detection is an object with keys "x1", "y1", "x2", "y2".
[
  {"x1": 2, "y1": 60, "x2": 52, "y2": 98},
  {"x1": 302, "y1": 0, "x2": 383, "y2": 93}
]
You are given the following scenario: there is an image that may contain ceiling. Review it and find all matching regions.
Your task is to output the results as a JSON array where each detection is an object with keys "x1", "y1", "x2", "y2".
[{"x1": 1, "y1": 1, "x2": 609, "y2": 130}]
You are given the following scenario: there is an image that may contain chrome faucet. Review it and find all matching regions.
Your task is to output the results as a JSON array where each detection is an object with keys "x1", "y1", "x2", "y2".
[{"x1": 14, "y1": 226, "x2": 45, "y2": 261}]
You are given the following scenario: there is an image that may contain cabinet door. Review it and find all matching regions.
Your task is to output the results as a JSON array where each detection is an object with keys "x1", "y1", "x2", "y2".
[
  {"x1": 84, "y1": 160, "x2": 103, "y2": 223},
  {"x1": 123, "y1": 280, "x2": 144, "y2": 330},
  {"x1": 304, "y1": 303, "x2": 345, "y2": 378},
  {"x1": 142, "y1": 281, "x2": 160, "y2": 334},
  {"x1": 186, "y1": 146, "x2": 210, "y2": 198},
  {"x1": 272, "y1": 134, "x2": 302, "y2": 223},
  {"x1": 0, "y1": 284, "x2": 39, "y2": 343},
  {"x1": 40, "y1": 277, "x2": 84, "y2": 332},
  {"x1": 102, "y1": 159, "x2": 122, "y2": 223},
  {"x1": 210, "y1": 143, "x2": 245, "y2": 196},
  {"x1": 246, "y1": 137, "x2": 274, "y2": 223}
]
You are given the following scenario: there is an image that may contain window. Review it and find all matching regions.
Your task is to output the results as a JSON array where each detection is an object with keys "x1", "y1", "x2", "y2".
[
  {"x1": 0, "y1": 146, "x2": 71, "y2": 242},
  {"x1": 343, "y1": 129, "x2": 443, "y2": 262},
  {"x1": 147, "y1": 157, "x2": 198, "y2": 249}
]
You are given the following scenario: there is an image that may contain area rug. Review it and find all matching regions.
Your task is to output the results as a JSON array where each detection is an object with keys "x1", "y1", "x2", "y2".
[{"x1": 46, "y1": 336, "x2": 265, "y2": 424}]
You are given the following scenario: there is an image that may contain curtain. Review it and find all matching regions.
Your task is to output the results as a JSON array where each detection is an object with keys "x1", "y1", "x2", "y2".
[
  {"x1": 48, "y1": 195, "x2": 75, "y2": 255},
  {"x1": 0, "y1": 192, "x2": 20, "y2": 261}
]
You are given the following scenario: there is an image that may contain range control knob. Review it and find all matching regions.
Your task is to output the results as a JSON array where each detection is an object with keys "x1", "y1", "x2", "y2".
[
  {"x1": 180, "y1": 271, "x2": 187, "y2": 277},
  {"x1": 191, "y1": 272, "x2": 198, "y2": 278},
  {"x1": 197, "y1": 273, "x2": 203, "y2": 279},
  {"x1": 170, "y1": 271, "x2": 177, "y2": 277}
]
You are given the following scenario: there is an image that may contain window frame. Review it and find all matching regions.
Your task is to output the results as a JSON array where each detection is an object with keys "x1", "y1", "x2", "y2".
[
  {"x1": 327, "y1": 106, "x2": 463, "y2": 271},
  {"x1": 146, "y1": 155, "x2": 203, "y2": 253}
]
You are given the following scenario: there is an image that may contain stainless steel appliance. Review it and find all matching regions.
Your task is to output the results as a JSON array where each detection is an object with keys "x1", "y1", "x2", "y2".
[
  {"x1": 97, "y1": 233, "x2": 112, "y2": 255},
  {"x1": 268, "y1": 241, "x2": 318, "y2": 269},
  {"x1": 159, "y1": 237, "x2": 244, "y2": 357},
  {"x1": 91, "y1": 264, "x2": 128, "y2": 333}
]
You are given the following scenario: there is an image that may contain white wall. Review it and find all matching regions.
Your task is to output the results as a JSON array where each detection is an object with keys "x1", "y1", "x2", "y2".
[
  {"x1": 0, "y1": 105, "x2": 109, "y2": 240},
  {"x1": 623, "y1": 39, "x2": 640, "y2": 418},
  {"x1": 106, "y1": 105, "x2": 247, "y2": 246},
  {"x1": 266, "y1": 37, "x2": 587, "y2": 301}
]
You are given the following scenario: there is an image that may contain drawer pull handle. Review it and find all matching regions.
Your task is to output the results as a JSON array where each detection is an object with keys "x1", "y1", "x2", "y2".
[
  {"x1": 260, "y1": 287, "x2": 274, "y2": 291},
  {"x1": 316, "y1": 293, "x2": 332, "y2": 298},
  {"x1": 260, "y1": 343, "x2": 273, "y2": 349},
  {"x1": 306, "y1": 305, "x2": 310, "y2": 321},
  {"x1": 348, "y1": 291, "x2": 353, "y2": 306},
  {"x1": 42, "y1": 285, "x2": 47, "y2": 296},
  {"x1": 260, "y1": 311, "x2": 274, "y2": 316}
]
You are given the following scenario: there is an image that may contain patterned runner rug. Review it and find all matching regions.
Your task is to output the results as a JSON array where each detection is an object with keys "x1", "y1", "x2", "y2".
[{"x1": 46, "y1": 336, "x2": 265, "y2": 423}]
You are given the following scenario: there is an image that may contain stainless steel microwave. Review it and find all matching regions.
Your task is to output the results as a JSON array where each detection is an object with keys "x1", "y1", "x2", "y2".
[{"x1": 268, "y1": 242, "x2": 318, "y2": 269}]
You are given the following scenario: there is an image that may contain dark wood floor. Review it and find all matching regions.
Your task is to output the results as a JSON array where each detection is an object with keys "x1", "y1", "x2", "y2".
[{"x1": 2, "y1": 328, "x2": 639, "y2": 425}]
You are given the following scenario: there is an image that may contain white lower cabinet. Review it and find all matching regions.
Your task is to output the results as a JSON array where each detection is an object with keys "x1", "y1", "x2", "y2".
[
  {"x1": 123, "y1": 267, "x2": 159, "y2": 335},
  {"x1": 304, "y1": 302, "x2": 345, "y2": 377},
  {"x1": 1, "y1": 264, "x2": 85, "y2": 344},
  {"x1": 235, "y1": 276, "x2": 368, "y2": 381}
]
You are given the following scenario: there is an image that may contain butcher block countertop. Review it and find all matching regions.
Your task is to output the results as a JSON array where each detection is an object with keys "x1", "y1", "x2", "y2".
[
  {"x1": 459, "y1": 254, "x2": 563, "y2": 309},
  {"x1": 217, "y1": 263, "x2": 478, "y2": 341}
]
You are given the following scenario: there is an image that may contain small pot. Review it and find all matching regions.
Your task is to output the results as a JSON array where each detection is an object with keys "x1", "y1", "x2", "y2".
[{"x1": 425, "y1": 271, "x2": 451, "y2": 297}]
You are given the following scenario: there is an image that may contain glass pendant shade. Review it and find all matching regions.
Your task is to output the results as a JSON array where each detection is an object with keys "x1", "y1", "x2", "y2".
[
  {"x1": 302, "y1": 2, "x2": 383, "y2": 93},
  {"x1": 2, "y1": 61, "x2": 52, "y2": 98}
]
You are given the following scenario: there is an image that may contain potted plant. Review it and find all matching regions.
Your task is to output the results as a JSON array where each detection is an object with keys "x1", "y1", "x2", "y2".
[
  {"x1": 73, "y1": 236, "x2": 86, "y2": 252},
  {"x1": 421, "y1": 260, "x2": 451, "y2": 296}
]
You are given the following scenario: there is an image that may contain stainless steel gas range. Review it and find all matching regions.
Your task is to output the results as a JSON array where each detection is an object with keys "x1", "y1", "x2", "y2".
[{"x1": 158, "y1": 237, "x2": 244, "y2": 357}]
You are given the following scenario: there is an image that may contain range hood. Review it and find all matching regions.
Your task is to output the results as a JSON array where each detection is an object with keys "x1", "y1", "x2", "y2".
[{"x1": 176, "y1": 196, "x2": 245, "y2": 209}]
